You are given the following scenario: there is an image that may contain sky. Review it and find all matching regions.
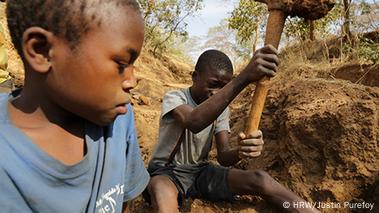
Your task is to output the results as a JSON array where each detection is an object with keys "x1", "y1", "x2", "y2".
[
  {"x1": 184, "y1": 0, "x2": 239, "y2": 61},
  {"x1": 186, "y1": 0, "x2": 238, "y2": 37}
]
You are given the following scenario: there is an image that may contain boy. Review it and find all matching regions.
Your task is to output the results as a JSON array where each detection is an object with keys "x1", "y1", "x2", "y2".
[
  {"x1": 0, "y1": 0, "x2": 149, "y2": 212},
  {"x1": 147, "y1": 49, "x2": 319, "y2": 213}
]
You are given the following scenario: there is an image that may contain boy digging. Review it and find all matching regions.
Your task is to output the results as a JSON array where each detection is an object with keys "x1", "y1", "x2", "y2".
[
  {"x1": 147, "y1": 49, "x2": 319, "y2": 213},
  {"x1": 0, "y1": 0, "x2": 149, "y2": 212}
]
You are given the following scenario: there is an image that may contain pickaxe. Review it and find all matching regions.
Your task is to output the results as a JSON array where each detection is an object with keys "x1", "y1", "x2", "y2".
[{"x1": 244, "y1": 0, "x2": 335, "y2": 135}]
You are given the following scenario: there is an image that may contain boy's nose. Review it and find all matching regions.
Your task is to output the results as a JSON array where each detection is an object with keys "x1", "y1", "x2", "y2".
[
  {"x1": 122, "y1": 68, "x2": 137, "y2": 92},
  {"x1": 210, "y1": 89, "x2": 218, "y2": 96},
  {"x1": 122, "y1": 77, "x2": 137, "y2": 92}
]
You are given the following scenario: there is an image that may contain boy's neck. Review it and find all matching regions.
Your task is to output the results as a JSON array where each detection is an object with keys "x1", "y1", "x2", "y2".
[
  {"x1": 189, "y1": 87, "x2": 202, "y2": 105},
  {"x1": 8, "y1": 86, "x2": 83, "y2": 130},
  {"x1": 7, "y1": 86, "x2": 87, "y2": 165}
]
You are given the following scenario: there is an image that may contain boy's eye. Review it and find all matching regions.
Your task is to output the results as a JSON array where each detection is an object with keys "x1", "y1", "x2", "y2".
[
  {"x1": 208, "y1": 82, "x2": 219, "y2": 88},
  {"x1": 116, "y1": 61, "x2": 129, "y2": 74}
]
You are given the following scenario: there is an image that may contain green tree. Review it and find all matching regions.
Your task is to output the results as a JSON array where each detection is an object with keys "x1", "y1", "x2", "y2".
[
  {"x1": 283, "y1": 4, "x2": 342, "y2": 41},
  {"x1": 202, "y1": 20, "x2": 251, "y2": 67},
  {"x1": 342, "y1": 0, "x2": 352, "y2": 39},
  {"x1": 139, "y1": 0, "x2": 203, "y2": 55},
  {"x1": 228, "y1": 0, "x2": 343, "y2": 43},
  {"x1": 228, "y1": 0, "x2": 267, "y2": 52}
]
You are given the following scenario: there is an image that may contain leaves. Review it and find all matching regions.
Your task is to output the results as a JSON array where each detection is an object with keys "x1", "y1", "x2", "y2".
[
  {"x1": 228, "y1": 0, "x2": 267, "y2": 51},
  {"x1": 139, "y1": 0, "x2": 203, "y2": 55}
]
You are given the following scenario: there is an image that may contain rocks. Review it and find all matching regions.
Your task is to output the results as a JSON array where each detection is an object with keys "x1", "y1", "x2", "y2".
[{"x1": 131, "y1": 94, "x2": 151, "y2": 106}]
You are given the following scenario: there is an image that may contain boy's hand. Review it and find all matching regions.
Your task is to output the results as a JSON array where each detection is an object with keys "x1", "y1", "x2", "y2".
[
  {"x1": 242, "y1": 45, "x2": 279, "y2": 83},
  {"x1": 238, "y1": 130, "x2": 264, "y2": 159}
]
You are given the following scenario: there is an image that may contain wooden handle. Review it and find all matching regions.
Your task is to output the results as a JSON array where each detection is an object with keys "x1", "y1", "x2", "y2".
[{"x1": 244, "y1": 9, "x2": 287, "y2": 135}]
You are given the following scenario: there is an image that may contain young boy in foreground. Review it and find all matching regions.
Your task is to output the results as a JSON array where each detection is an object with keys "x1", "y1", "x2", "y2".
[
  {"x1": 0, "y1": 0, "x2": 149, "y2": 212},
  {"x1": 146, "y1": 48, "x2": 319, "y2": 213}
]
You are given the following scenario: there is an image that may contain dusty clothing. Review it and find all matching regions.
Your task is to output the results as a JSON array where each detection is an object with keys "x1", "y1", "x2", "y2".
[
  {"x1": 149, "y1": 88, "x2": 230, "y2": 166},
  {"x1": 147, "y1": 163, "x2": 234, "y2": 202},
  {"x1": 0, "y1": 92, "x2": 149, "y2": 213},
  {"x1": 147, "y1": 88, "x2": 233, "y2": 203}
]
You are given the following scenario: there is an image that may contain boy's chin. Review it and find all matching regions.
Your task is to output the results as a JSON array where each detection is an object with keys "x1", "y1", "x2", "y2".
[
  {"x1": 82, "y1": 108, "x2": 128, "y2": 126},
  {"x1": 88, "y1": 115, "x2": 117, "y2": 127}
]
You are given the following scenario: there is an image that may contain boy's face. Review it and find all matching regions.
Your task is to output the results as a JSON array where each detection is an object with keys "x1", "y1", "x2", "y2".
[
  {"x1": 191, "y1": 67, "x2": 233, "y2": 104},
  {"x1": 46, "y1": 6, "x2": 144, "y2": 126}
]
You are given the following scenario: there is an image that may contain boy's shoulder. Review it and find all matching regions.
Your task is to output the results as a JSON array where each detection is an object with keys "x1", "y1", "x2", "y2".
[
  {"x1": 0, "y1": 92, "x2": 8, "y2": 122},
  {"x1": 163, "y1": 87, "x2": 189, "y2": 100},
  {"x1": 0, "y1": 92, "x2": 7, "y2": 100},
  {"x1": 164, "y1": 87, "x2": 187, "y2": 95}
]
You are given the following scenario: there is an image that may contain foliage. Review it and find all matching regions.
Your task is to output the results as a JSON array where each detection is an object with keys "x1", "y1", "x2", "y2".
[
  {"x1": 284, "y1": 3, "x2": 342, "y2": 41},
  {"x1": 356, "y1": 36, "x2": 379, "y2": 63},
  {"x1": 202, "y1": 20, "x2": 252, "y2": 66},
  {"x1": 139, "y1": 0, "x2": 203, "y2": 54},
  {"x1": 227, "y1": 0, "x2": 267, "y2": 51}
]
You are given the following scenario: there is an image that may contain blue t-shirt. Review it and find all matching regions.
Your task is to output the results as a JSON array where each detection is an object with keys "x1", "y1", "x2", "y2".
[{"x1": 0, "y1": 93, "x2": 149, "y2": 212}]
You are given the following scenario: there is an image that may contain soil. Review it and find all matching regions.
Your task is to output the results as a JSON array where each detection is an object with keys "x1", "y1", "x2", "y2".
[{"x1": 1, "y1": 2, "x2": 378, "y2": 212}]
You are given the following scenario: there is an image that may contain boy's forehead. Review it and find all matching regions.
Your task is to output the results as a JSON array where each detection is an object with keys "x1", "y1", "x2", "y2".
[
  {"x1": 204, "y1": 66, "x2": 231, "y2": 76},
  {"x1": 200, "y1": 68, "x2": 232, "y2": 81},
  {"x1": 85, "y1": 1, "x2": 140, "y2": 25}
]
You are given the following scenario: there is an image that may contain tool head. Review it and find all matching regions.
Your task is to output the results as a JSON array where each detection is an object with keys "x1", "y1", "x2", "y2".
[{"x1": 256, "y1": 0, "x2": 335, "y2": 20}]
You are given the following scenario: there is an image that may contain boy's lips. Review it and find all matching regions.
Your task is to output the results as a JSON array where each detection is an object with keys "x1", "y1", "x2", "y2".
[
  {"x1": 115, "y1": 103, "x2": 127, "y2": 114},
  {"x1": 115, "y1": 95, "x2": 131, "y2": 114}
]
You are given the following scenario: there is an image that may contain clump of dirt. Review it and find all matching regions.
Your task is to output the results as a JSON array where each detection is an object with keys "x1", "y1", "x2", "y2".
[{"x1": 283, "y1": 0, "x2": 335, "y2": 20}]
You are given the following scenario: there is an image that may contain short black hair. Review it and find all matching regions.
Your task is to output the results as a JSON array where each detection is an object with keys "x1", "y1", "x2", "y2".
[
  {"x1": 195, "y1": 49, "x2": 233, "y2": 75},
  {"x1": 6, "y1": 0, "x2": 140, "y2": 58}
]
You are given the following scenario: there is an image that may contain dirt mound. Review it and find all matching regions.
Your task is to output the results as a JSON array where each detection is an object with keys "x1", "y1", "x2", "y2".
[
  {"x1": 227, "y1": 59, "x2": 379, "y2": 212},
  {"x1": 333, "y1": 63, "x2": 379, "y2": 87},
  {"x1": 251, "y1": 79, "x2": 378, "y2": 198}
]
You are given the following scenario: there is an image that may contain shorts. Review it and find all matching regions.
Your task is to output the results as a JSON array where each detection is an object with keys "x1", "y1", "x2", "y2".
[{"x1": 144, "y1": 162, "x2": 234, "y2": 205}]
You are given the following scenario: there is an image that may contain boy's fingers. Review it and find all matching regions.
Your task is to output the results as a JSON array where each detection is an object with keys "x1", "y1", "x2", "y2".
[
  {"x1": 247, "y1": 130, "x2": 263, "y2": 139},
  {"x1": 238, "y1": 132, "x2": 246, "y2": 140},
  {"x1": 239, "y1": 138, "x2": 264, "y2": 146},
  {"x1": 240, "y1": 151, "x2": 262, "y2": 158},
  {"x1": 239, "y1": 145, "x2": 263, "y2": 152},
  {"x1": 260, "y1": 44, "x2": 279, "y2": 55},
  {"x1": 262, "y1": 69, "x2": 276, "y2": 78},
  {"x1": 261, "y1": 53, "x2": 280, "y2": 66},
  {"x1": 259, "y1": 60, "x2": 278, "y2": 73}
]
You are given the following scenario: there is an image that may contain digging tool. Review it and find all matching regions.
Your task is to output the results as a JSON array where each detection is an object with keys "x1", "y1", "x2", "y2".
[{"x1": 244, "y1": 0, "x2": 335, "y2": 135}]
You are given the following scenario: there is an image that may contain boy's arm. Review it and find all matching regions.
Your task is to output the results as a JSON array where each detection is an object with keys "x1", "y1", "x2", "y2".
[
  {"x1": 172, "y1": 45, "x2": 279, "y2": 133},
  {"x1": 171, "y1": 76, "x2": 248, "y2": 133},
  {"x1": 215, "y1": 130, "x2": 240, "y2": 166}
]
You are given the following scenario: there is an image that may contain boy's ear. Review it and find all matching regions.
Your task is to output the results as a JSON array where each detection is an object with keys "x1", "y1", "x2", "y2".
[
  {"x1": 22, "y1": 27, "x2": 54, "y2": 73},
  {"x1": 192, "y1": 70, "x2": 198, "y2": 82}
]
